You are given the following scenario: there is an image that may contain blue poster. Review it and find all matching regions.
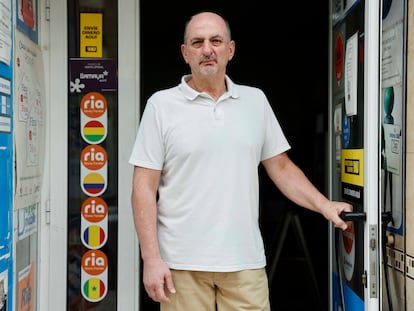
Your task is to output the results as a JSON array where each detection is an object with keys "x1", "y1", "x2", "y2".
[
  {"x1": 0, "y1": 22, "x2": 13, "y2": 243},
  {"x1": 16, "y1": 0, "x2": 38, "y2": 43},
  {"x1": 0, "y1": 1, "x2": 14, "y2": 310}
]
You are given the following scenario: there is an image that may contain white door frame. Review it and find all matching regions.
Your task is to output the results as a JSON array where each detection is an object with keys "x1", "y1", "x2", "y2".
[
  {"x1": 363, "y1": 0, "x2": 381, "y2": 309},
  {"x1": 45, "y1": 0, "x2": 141, "y2": 310},
  {"x1": 117, "y1": 0, "x2": 141, "y2": 310}
]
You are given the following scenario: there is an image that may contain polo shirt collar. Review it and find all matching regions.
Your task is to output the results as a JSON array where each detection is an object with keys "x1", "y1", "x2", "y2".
[{"x1": 179, "y1": 74, "x2": 239, "y2": 101}]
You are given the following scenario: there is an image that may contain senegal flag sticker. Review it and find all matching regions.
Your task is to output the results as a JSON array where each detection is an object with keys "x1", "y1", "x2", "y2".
[
  {"x1": 81, "y1": 250, "x2": 108, "y2": 302},
  {"x1": 83, "y1": 278, "x2": 106, "y2": 302}
]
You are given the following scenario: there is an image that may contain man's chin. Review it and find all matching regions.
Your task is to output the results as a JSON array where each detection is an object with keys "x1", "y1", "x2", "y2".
[{"x1": 200, "y1": 68, "x2": 218, "y2": 76}]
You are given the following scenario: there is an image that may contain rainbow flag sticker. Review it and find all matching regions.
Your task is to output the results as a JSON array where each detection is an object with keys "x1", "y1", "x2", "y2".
[{"x1": 82, "y1": 120, "x2": 107, "y2": 144}]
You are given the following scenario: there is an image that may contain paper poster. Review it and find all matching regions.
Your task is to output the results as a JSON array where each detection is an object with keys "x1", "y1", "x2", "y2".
[
  {"x1": 14, "y1": 30, "x2": 45, "y2": 209},
  {"x1": 16, "y1": 0, "x2": 38, "y2": 43},
  {"x1": 17, "y1": 204, "x2": 38, "y2": 241},
  {"x1": 344, "y1": 32, "x2": 358, "y2": 117},
  {"x1": 0, "y1": 0, "x2": 12, "y2": 65},
  {"x1": 382, "y1": 23, "x2": 403, "y2": 88},
  {"x1": 17, "y1": 262, "x2": 35, "y2": 311}
]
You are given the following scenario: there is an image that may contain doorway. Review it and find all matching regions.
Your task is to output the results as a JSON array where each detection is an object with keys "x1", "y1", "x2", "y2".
[{"x1": 140, "y1": 2, "x2": 329, "y2": 310}]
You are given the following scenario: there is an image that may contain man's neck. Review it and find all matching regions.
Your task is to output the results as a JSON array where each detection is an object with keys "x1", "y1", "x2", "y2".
[{"x1": 187, "y1": 75, "x2": 227, "y2": 101}]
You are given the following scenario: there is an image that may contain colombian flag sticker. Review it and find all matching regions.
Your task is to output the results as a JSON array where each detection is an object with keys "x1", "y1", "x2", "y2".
[{"x1": 81, "y1": 172, "x2": 107, "y2": 197}]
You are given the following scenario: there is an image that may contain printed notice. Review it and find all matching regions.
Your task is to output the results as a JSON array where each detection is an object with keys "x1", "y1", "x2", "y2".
[
  {"x1": 0, "y1": 0, "x2": 12, "y2": 65},
  {"x1": 14, "y1": 30, "x2": 46, "y2": 209},
  {"x1": 80, "y1": 13, "x2": 102, "y2": 58},
  {"x1": 344, "y1": 32, "x2": 358, "y2": 116}
]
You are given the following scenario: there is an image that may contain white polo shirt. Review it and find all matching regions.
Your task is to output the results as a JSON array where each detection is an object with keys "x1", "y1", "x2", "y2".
[{"x1": 129, "y1": 75, "x2": 291, "y2": 272}]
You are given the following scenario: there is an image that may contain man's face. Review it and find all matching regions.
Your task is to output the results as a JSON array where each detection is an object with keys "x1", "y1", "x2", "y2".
[{"x1": 181, "y1": 13, "x2": 235, "y2": 77}]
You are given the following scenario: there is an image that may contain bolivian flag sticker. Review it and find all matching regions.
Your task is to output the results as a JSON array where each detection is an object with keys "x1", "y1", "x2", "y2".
[
  {"x1": 80, "y1": 92, "x2": 108, "y2": 144},
  {"x1": 82, "y1": 120, "x2": 107, "y2": 144}
]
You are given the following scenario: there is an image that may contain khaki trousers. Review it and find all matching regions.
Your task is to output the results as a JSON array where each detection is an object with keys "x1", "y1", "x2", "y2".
[{"x1": 161, "y1": 268, "x2": 270, "y2": 311}]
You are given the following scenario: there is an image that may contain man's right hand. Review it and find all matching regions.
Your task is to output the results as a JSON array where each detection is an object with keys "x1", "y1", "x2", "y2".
[{"x1": 143, "y1": 258, "x2": 176, "y2": 303}]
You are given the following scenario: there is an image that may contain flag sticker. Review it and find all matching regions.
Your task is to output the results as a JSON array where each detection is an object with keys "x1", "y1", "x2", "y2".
[
  {"x1": 80, "y1": 92, "x2": 108, "y2": 144},
  {"x1": 83, "y1": 225, "x2": 106, "y2": 248},
  {"x1": 82, "y1": 120, "x2": 106, "y2": 144},
  {"x1": 81, "y1": 250, "x2": 108, "y2": 302},
  {"x1": 83, "y1": 278, "x2": 105, "y2": 301},
  {"x1": 81, "y1": 197, "x2": 108, "y2": 249},
  {"x1": 81, "y1": 172, "x2": 107, "y2": 197}
]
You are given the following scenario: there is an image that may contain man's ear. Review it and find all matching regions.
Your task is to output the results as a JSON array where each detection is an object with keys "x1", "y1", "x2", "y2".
[
  {"x1": 228, "y1": 40, "x2": 235, "y2": 61},
  {"x1": 181, "y1": 44, "x2": 189, "y2": 64}
]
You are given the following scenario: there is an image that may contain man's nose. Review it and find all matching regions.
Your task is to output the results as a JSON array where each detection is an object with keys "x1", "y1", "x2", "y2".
[{"x1": 201, "y1": 41, "x2": 213, "y2": 54}]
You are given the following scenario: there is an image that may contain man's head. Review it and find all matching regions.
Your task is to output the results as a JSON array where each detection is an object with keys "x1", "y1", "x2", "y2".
[{"x1": 181, "y1": 11, "x2": 235, "y2": 78}]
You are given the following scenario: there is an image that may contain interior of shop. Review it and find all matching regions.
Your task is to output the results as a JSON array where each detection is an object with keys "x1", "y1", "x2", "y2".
[{"x1": 140, "y1": 2, "x2": 330, "y2": 310}]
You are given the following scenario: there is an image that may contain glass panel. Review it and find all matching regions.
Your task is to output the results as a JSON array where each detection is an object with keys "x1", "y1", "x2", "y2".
[{"x1": 67, "y1": 1, "x2": 118, "y2": 310}]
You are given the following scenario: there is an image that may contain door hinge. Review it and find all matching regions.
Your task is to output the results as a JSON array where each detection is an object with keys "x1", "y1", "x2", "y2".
[
  {"x1": 45, "y1": 199, "x2": 51, "y2": 224},
  {"x1": 369, "y1": 224, "x2": 378, "y2": 298},
  {"x1": 45, "y1": 0, "x2": 50, "y2": 21},
  {"x1": 362, "y1": 270, "x2": 367, "y2": 287}
]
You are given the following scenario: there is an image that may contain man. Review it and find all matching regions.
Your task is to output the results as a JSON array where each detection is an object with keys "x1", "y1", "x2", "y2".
[{"x1": 129, "y1": 11, "x2": 352, "y2": 311}]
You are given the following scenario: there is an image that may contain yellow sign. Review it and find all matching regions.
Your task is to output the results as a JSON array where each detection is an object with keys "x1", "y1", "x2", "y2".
[
  {"x1": 341, "y1": 149, "x2": 364, "y2": 186},
  {"x1": 80, "y1": 13, "x2": 103, "y2": 58}
]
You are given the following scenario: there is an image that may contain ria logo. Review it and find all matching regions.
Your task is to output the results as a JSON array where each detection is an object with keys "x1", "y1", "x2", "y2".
[
  {"x1": 82, "y1": 250, "x2": 108, "y2": 276},
  {"x1": 81, "y1": 92, "x2": 107, "y2": 118},
  {"x1": 81, "y1": 145, "x2": 107, "y2": 171},
  {"x1": 80, "y1": 92, "x2": 108, "y2": 144},
  {"x1": 81, "y1": 250, "x2": 108, "y2": 302},
  {"x1": 81, "y1": 197, "x2": 108, "y2": 249}
]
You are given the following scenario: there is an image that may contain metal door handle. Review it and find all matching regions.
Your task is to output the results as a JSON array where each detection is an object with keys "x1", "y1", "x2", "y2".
[{"x1": 339, "y1": 211, "x2": 366, "y2": 222}]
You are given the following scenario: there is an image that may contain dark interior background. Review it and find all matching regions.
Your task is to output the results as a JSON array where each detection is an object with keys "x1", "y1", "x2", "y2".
[{"x1": 140, "y1": 2, "x2": 330, "y2": 310}]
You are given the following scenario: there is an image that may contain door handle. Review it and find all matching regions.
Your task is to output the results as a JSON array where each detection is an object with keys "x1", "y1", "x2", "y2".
[{"x1": 339, "y1": 211, "x2": 366, "y2": 222}]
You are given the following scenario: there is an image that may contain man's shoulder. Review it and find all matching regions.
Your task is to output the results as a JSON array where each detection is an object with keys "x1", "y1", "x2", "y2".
[
  {"x1": 148, "y1": 85, "x2": 181, "y2": 102},
  {"x1": 233, "y1": 83, "x2": 266, "y2": 99},
  {"x1": 152, "y1": 85, "x2": 180, "y2": 96}
]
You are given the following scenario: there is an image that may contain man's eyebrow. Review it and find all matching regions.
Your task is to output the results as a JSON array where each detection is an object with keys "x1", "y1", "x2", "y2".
[{"x1": 190, "y1": 35, "x2": 224, "y2": 41}]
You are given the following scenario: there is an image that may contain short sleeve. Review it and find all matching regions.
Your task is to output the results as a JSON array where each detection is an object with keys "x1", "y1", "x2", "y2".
[
  {"x1": 260, "y1": 99, "x2": 291, "y2": 161},
  {"x1": 128, "y1": 101, "x2": 164, "y2": 170}
]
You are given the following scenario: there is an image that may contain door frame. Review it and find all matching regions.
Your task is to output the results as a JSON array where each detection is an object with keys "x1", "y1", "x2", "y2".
[{"x1": 46, "y1": 1, "x2": 141, "y2": 310}]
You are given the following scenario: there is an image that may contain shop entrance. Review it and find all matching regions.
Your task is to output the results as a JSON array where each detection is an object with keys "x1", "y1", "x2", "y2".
[{"x1": 140, "y1": 1, "x2": 330, "y2": 310}]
